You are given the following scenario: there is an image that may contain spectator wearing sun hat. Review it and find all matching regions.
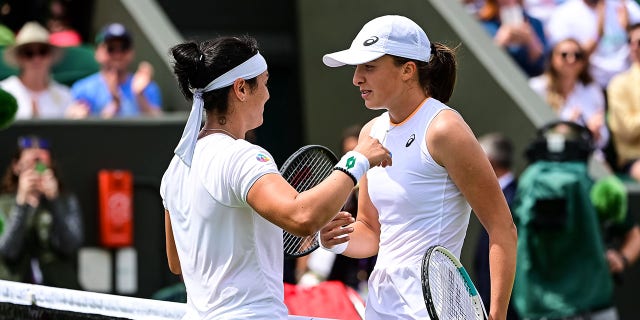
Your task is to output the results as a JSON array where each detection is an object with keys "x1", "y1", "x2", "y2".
[
  {"x1": 0, "y1": 21, "x2": 72, "y2": 119},
  {"x1": 66, "y1": 22, "x2": 162, "y2": 118}
]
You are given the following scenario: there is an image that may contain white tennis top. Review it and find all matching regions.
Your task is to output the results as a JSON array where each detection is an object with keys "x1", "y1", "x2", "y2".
[
  {"x1": 365, "y1": 98, "x2": 472, "y2": 319},
  {"x1": 160, "y1": 134, "x2": 285, "y2": 319}
]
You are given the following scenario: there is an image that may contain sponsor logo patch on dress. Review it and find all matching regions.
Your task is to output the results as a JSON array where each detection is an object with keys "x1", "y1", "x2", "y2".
[{"x1": 256, "y1": 153, "x2": 271, "y2": 162}]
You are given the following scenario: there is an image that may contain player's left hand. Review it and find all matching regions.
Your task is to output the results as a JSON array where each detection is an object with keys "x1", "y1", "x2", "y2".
[{"x1": 320, "y1": 211, "x2": 354, "y2": 248}]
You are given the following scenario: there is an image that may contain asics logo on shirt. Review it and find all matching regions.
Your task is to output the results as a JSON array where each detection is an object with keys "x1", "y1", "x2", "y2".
[
  {"x1": 363, "y1": 36, "x2": 379, "y2": 46},
  {"x1": 406, "y1": 134, "x2": 416, "y2": 147}
]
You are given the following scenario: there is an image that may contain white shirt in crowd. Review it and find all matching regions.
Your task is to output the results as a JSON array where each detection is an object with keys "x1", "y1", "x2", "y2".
[
  {"x1": 529, "y1": 74, "x2": 609, "y2": 149},
  {"x1": 0, "y1": 75, "x2": 72, "y2": 119},
  {"x1": 547, "y1": 0, "x2": 640, "y2": 88}
]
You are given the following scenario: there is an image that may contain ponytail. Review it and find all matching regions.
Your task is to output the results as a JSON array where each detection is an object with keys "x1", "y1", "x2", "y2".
[
  {"x1": 392, "y1": 42, "x2": 458, "y2": 103},
  {"x1": 424, "y1": 42, "x2": 458, "y2": 103},
  {"x1": 169, "y1": 36, "x2": 260, "y2": 115},
  {"x1": 170, "y1": 41, "x2": 202, "y2": 100}
]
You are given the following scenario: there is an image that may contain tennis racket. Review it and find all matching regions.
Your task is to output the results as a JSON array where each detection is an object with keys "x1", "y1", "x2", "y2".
[
  {"x1": 280, "y1": 145, "x2": 338, "y2": 258},
  {"x1": 421, "y1": 245, "x2": 488, "y2": 320}
]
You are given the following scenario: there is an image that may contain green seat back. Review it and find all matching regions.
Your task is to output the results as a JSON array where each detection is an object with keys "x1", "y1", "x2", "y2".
[
  {"x1": 0, "y1": 46, "x2": 18, "y2": 81},
  {"x1": 51, "y1": 45, "x2": 99, "y2": 87}
]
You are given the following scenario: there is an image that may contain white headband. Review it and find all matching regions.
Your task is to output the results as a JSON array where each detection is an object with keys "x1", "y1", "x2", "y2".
[{"x1": 174, "y1": 52, "x2": 267, "y2": 167}]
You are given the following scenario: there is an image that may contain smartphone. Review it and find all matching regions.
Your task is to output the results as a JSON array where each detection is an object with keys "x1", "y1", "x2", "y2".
[
  {"x1": 500, "y1": 4, "x2": 525, "y2": 25},
  {"x1": 35, "y1": 160, "x2": 47, "y2": 174}
]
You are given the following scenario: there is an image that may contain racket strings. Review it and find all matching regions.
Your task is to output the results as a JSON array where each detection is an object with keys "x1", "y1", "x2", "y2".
[
  {"x1": 427, "y1": 251, "x2": 478, "y2": 319},
  {"x1": 284, "y1": 150, "x2": 335, "y2": 192},
  {"x1": 281, "y1": 147, "x2": 337, "y2": 257}
]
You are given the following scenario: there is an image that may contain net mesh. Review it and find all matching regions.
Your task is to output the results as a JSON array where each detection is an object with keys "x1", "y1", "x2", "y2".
[{"x1": 0, "y1": 280, "x2": 186, "y2": 320}]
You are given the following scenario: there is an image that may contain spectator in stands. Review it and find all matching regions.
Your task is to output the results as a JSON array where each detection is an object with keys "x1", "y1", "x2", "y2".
[
  {"x1": 522, "y1": 0, "x2": 566, "y2": 28},
  {"x1": 529, "y1": 38, "x2": 609, "y2": 153},
  {"x1": 66, "y1": 23, "x2": 162, "y2": 118},
  {"x1": 591, "y1": 175, "x2": 640, "y2": 289},
  {"x1": 477, "y1": 0, "x2": 547, "y2": 77},
  {"x1": 0, "y1": 21, "x2": 72, "y2": 119},
  {"x1": 607, "y1": 23, "x2": 640, "y2": 181},
  {"x1": 461, "y1": 0, "x2": 486, "y2": 16},
  {"x1": 474, "y1": 132, "x2": 519, "y2": 320},
  {"x1": 546, "y1": 0, "x2": 640, "y2": 89},
  {"x1": 47, "y1": 0, "x2": 82, "y2": 47},
  {"x1": 0, "y1": 135, "x2": 83, "y2": 289}
]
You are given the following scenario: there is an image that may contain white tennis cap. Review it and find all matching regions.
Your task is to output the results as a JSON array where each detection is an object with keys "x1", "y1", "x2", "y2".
[{"x1": 323, "y1": 15, "x2": 431, "y2": 67}]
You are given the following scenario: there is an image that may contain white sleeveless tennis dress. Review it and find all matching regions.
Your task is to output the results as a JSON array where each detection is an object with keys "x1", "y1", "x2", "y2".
[{"x1": 365, "y1": 98, "x2": 472, "y2": 319}]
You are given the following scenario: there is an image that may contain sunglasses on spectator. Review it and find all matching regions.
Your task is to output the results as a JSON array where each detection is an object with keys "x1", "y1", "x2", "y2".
[
  {"x1": 17, "y1": 45, "x2": 51, "y2": 59},
  {"x1": 17, "y1": 136, "x2": 50, "y2": 150},
  {"x1": 557, "y1": 51, "x2": 585, "y2": 61},
  {"x1": 106, "y1": 43, "x2": 131, "y2": 54}
]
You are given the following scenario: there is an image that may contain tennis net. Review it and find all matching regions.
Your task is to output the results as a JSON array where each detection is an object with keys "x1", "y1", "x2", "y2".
[
  {"x1": 0, "y1": 279, "x2": 186, "y2": 320},
  {"x1": 0, "y1": 279, "x2": 338, "y2": 319}
]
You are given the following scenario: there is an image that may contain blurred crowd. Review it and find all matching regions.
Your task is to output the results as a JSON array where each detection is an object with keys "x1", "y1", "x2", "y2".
[
  {"x1": 461, "y1": 1, "x2": 640, "y2": 318},
  {"x1": 461, "y1": 0, "x2": 640, "y2": 182},
  {"x1": 0, "y1": 0, "x2": 162, "y2": 120}
]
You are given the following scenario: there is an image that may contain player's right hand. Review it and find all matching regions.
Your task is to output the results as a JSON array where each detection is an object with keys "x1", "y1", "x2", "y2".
[{"x1": 354, "y1": 135, "x2": 392, "y2": 168}]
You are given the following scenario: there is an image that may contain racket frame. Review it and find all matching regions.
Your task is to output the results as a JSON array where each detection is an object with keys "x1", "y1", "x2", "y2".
[
  {"x1": 421, "y1": 245, "x2": 488, "y2": 320},
  {"x1": 279, "y1": 145, "x2": 338, "y2": 258}
]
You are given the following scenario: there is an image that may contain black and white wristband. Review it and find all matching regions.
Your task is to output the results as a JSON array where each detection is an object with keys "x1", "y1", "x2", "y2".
[{"x1": 334, "y1": 151, "x2": 369, "y2": 185}]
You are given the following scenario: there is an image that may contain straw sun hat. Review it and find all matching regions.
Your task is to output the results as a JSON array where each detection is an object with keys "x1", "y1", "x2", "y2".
[{"x1": 3, "y1": 21, "x2": 62, "y2": 67}]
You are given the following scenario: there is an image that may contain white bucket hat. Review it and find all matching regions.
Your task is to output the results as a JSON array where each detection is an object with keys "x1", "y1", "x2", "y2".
[
  {"x1": 323, "y1": 15, "x2": 431, "y2": 67},
  {"x1": 4, "y1": 21, "x2": 61, "y2": 67}
]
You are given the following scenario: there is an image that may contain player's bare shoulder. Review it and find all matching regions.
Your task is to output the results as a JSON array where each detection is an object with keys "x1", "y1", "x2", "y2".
[{"x1": 427, "y1": 109, "x2": 475, "y2": 165}]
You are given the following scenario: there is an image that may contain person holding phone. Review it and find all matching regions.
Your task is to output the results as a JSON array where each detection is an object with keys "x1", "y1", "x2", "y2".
[
  {"x1": 0, "y1": 135, "x2": 83, "y2": 289},
  {"x1": 546, "y1": 0, "x2": 640, "y2": 89},
  {"x1": 477, "y1": 0, "x2": 547, "y2": 77}
]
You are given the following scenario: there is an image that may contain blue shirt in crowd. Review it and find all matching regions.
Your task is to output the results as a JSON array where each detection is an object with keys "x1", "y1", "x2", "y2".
[{"x1": 71, "y1": 73, "x2": 162, "y2": 117}]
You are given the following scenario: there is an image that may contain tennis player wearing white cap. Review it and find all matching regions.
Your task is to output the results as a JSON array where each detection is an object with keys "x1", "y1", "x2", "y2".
[{"x1": 319, "y1": 15, "x2": 517, "y2": 320}]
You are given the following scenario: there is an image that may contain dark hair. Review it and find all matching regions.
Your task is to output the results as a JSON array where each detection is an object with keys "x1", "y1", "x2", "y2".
[
  {"x1": 170, "y1": 35, "x2": 260, "y2": 115},
  {"x1": 545, "y1": 38, "x2": 592, "y2": 111},
  {"x1": 392, "y1": 42, "x2": 458, "y2": 103},
  {"x1": 479, "y1": 133, "x2": 514, "y2": 169},
  {"x1": 628, "y1": 22, "x2": 640, "y2": 35},
  {"x1": 0, "y1": 145, "x2": 61, "y2": 194}
]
